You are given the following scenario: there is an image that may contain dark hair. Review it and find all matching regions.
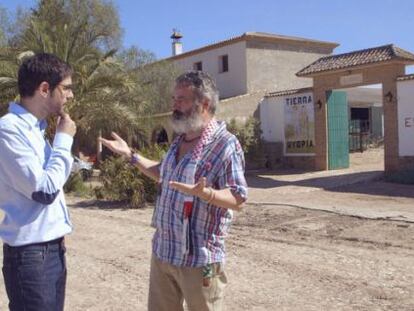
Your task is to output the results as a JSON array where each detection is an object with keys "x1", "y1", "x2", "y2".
[
  {"x1": 175, "y1": 70, "x2": 219, "y2": 114},
  {"x1": 18, "y1": 53, "x2": 73, "y2": 98}
]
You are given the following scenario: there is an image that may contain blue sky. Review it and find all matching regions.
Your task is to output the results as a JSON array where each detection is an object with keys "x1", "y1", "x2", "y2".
[{"x1": 2, "y1": 0, "x2": 414, "y2": 64}]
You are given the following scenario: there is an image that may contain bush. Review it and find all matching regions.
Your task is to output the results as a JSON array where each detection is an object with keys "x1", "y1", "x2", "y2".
[
  {"x1": 95, "y1": 144, "x2": 167, "y2": 208},
  {"x1": 227, "y1": 117, "x2": 265, "y2": 168},
  {"x1": 139, "y1": 143, "x2": 168, "y2": 202},
  {"x1": 64, "y1": 172, "x2": 92, "y2": 197}
]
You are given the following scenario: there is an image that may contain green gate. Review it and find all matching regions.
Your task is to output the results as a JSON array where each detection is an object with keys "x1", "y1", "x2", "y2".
[{"x1": 327, "y1": 90, "x2": 349, "y2": 169}]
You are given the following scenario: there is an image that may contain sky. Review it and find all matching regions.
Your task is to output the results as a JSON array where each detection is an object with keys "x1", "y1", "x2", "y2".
[{"x1": 2, "y1": 0, "x2": 414, "y2": 70}]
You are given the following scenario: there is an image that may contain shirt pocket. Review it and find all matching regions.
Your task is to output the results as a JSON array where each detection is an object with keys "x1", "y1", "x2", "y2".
[{"x1": 195, "y1": 159, "x2": 216, "y2": 184}]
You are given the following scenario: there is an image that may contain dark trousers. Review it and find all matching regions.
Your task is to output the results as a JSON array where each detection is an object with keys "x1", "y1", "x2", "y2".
[{"x1": 2, "y1": 238, "x2": 67, "y2": 311}]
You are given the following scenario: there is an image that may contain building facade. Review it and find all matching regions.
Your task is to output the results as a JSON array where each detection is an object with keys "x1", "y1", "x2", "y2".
[{"x1": 168, "y1": 32, "x2": 338, "y2": 100}]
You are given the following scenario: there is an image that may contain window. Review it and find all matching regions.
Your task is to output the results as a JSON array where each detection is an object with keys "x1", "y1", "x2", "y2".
[
  {"x1": 219, "y1": 55, "x2": 229, "y2": 73},
  {"x1": 193, "y1": 61, "x2": 202, "y2": 71}
]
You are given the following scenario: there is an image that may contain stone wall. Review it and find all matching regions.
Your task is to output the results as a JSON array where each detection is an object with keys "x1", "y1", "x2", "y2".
[
  {"x1": 245, "y1": 40, "x2": 333, "y2": 94},
  {"x1": 217, "y1": 91, "x2": 266, "y2": 122}
]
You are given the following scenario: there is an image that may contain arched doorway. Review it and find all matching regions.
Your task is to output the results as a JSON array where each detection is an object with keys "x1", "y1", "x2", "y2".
[{"x1": 151, "y1": 127, "x2": 169, "y2": 145}]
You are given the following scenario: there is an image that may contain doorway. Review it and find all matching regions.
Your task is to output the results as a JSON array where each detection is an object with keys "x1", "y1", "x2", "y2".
[{"x1": 327, "y1": 85, "x2": 384, "y2": 170}]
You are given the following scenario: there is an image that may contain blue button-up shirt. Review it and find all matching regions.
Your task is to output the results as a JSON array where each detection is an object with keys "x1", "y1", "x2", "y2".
[{"x1": 0, "y1": 102, "x2": 73, "y2": 246}]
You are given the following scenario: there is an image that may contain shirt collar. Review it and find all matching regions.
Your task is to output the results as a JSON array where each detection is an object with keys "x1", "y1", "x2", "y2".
[
  {"x1": 174, "y1": 118, "x2": 223, "y2": 145},
  {"x1": 9, "y1": 102, "x2": 47, "y2": 131}
]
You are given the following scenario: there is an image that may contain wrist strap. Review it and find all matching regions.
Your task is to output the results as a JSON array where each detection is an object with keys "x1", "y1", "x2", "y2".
[
  {"x1": 206, "y1": 187, "x2": 215, "y2": 204},
  {"x1": 130, "y1": 153, "x2": 139, "y2": 165}
]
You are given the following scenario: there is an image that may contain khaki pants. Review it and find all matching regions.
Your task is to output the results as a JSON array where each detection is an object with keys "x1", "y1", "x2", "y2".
[{"x1": 148, "y1": 255, "x2": 227, "y2": 311}]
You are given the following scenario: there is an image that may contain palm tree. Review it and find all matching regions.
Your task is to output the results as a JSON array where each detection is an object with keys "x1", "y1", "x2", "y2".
[
  {"x1": 0, "y1": 0, "x2": 151, "y2": 158},
  {"x1": 0, "y1": 48, "x2": 33, "y2": 114}
]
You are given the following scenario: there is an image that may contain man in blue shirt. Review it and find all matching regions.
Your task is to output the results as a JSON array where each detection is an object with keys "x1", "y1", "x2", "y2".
[{"x1": 0, "y1": 53, "x2": 76, "y2": 311}]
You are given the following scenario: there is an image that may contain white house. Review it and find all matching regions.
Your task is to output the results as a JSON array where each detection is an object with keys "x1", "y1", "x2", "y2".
[{"x1": 164, "y1": 32, "x2": 338, "y2": 121}]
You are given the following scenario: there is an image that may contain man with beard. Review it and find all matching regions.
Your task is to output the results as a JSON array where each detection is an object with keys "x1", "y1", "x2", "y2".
[
  {"x1": 100, "y1": 70, "x2": 248, "y2": 311},
  {"x1": 0, "y1": 53, "x2": 76, "y2": 310}
]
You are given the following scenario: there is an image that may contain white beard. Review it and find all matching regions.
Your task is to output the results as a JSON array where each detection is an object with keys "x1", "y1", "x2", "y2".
[{"x1": 170, "y1": 107, "x2": 205, "y2": 134}]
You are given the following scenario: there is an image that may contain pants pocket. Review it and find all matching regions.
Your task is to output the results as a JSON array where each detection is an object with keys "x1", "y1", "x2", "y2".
[
  {"x1": 202, "y1": 264, "x2": 227, "y2": 304},
  {"x1": 19, "y1": 250, "x2": 45, "y2": 267}
]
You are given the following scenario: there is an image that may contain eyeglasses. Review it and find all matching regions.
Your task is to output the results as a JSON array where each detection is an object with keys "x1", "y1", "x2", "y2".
[
  {"x1": 171, "y1": 95, "x2": 194, "y2": 104},
  {"x1": 57, "y1": 83, "x2": 74, "y2": 92}
]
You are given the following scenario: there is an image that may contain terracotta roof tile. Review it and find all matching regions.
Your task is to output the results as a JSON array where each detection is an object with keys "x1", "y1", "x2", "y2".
[
  {"x1": 397, "y1": 74, "x2": 414, "y2": 81},
  {"x1": 297, "y1": 44, "x2": 414, "y2": 77},
  {"x1": 265, "y1": 87, "x2": 313, "y2": 98}
]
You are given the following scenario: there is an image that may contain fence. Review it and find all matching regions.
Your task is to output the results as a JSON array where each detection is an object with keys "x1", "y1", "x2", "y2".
[{"x1": 349, "y1": 119, "x2": 370, "y2": 152}]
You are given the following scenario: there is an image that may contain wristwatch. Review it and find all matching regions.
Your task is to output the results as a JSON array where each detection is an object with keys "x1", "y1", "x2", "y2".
[{"x1": 130, "y1": 153, "x2": 140, "y2": 165}]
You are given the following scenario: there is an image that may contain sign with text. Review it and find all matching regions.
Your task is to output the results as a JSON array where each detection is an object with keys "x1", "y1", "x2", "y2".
[
  {"x1": 340, "y1": 73, "x2": 363, "y2": 86},
  {"x1": 397, "y1": 80, "x2": 414, "y2": 156},
  {"x1": 284, "y1": 92, "x2": 315, "y2": 155}
]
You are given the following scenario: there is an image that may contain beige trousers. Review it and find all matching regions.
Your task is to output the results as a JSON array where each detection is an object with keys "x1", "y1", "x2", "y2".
[{"x1": 148, "y1": 255, "x2": 227, "y2": 311}]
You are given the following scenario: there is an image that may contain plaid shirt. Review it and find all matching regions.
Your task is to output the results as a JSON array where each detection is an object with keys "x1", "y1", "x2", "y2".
[{"x1": 151, "y1": 120, "x2": 248, "y2": 267}]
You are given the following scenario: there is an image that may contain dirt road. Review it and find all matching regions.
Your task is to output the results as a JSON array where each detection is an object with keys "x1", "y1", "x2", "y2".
[
  {"x1": 0, "y1": 181, "x2": 413, "y2": 311},
  {"x1": 1, "y1": 147, "x2": 413, "y2": 310},
  {"x1": 228, "y1": 201, "x2": 414, "y2": 311}
]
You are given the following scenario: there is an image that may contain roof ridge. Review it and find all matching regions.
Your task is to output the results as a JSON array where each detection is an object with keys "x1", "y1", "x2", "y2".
[
  {"x1": 164, "y1": 31, "x2": 338, "y2": 61},
  {"x1": 391, "y1": 45, "x2": 414, "y2": 59},
  {"x1": 266, "y1": 87, "x2": 313, "y2": 98},
  {"x1": 220, "y1": 90, "x2": 266, "y2": 102},
  {"x1": 245, "y1": 31, "x2": 338, "y2": 45},
  {"x1": 324, "y1": 44, "x2": 394, "y2": 60},
  {"x1": 297, "y1": 44, "x2": 414, "y2": 77}
]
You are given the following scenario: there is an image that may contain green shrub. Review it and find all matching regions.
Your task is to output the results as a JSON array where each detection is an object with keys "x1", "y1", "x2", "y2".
[
  {"x1": 64, "y1": 172, "x2": 92, "y2": 197},
  {"x1": 139, "y1": 144, "x2": 168, "y2": 202},
  {"x1": 96, "y1": 144, "x2": 167, "y2": 208},
  {"x1": 227, "y1": 117, "x2": 265, "y2": 168}
]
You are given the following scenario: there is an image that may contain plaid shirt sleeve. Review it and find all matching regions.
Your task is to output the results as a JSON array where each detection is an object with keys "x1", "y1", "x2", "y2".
[{"x1": 216, "y1": 138, "x2": 248, "y2": 201}]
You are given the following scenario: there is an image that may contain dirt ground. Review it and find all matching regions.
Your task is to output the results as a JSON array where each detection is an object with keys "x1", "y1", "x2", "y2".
[{"x1": 0, "y1": 149, "x2": 414, "y2": 310}]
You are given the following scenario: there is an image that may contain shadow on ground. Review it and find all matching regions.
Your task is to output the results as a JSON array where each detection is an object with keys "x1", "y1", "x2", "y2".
[
  {"x1": 67, "y1": 198, "x2": 154, "y2": 211},
  {"x1": 333, "y1": 180, "x2": 414, "y2": 199},
  {"x1": 246, "y1": 169, "x2": 414, "y2": 199}
]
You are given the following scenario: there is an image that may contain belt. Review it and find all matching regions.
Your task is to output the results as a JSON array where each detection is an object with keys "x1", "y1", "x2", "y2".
[{"x1": 4, "y1": 237, "x2": 65, "y2": 250}]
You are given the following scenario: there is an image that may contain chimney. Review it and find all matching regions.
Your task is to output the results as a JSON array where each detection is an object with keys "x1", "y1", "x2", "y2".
[{"x1": 171, "y1": 29, "x2": 183, "y2": 56}]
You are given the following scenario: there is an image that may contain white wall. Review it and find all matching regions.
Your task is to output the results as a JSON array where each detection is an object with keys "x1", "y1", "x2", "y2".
[
  {"x1": 260, "y1": 96, "x2": 285, "y2": 143},
  {"x1": 246, "y1": 42, "x2": 332, "y2": 93},
  {"x1": 397, "y1": 79, "x2": 414, "y2": 156},
  {"x1": 173, "y1": 41, "x2": 247, "y2": 98}
]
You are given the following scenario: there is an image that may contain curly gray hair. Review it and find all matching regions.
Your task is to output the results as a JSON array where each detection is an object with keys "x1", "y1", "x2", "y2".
[{"x1": 175, "y1": 70, "x2": 219, "y2": 115}]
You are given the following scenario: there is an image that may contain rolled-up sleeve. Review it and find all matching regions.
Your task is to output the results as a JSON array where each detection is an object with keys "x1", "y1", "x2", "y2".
[
  {"x1": 217, "y1": 140, "x2": 248, "y2": 201},
  {"x1": 0, "y1": 126, "x2": 73, "y2": 204}
]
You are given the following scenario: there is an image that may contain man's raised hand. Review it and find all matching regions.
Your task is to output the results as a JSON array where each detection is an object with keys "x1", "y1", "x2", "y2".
[
  {"x1": 169, "y1": 177, "x2": 208, "y2": 198},
  {"x1": 99, "y1": 132, "x2": 132, "y2": 158}
]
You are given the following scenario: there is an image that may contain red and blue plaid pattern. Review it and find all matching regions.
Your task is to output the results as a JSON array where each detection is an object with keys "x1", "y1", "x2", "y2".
[{"x1": 152, "y1": 120, "x2": 248, "y2": 267}]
